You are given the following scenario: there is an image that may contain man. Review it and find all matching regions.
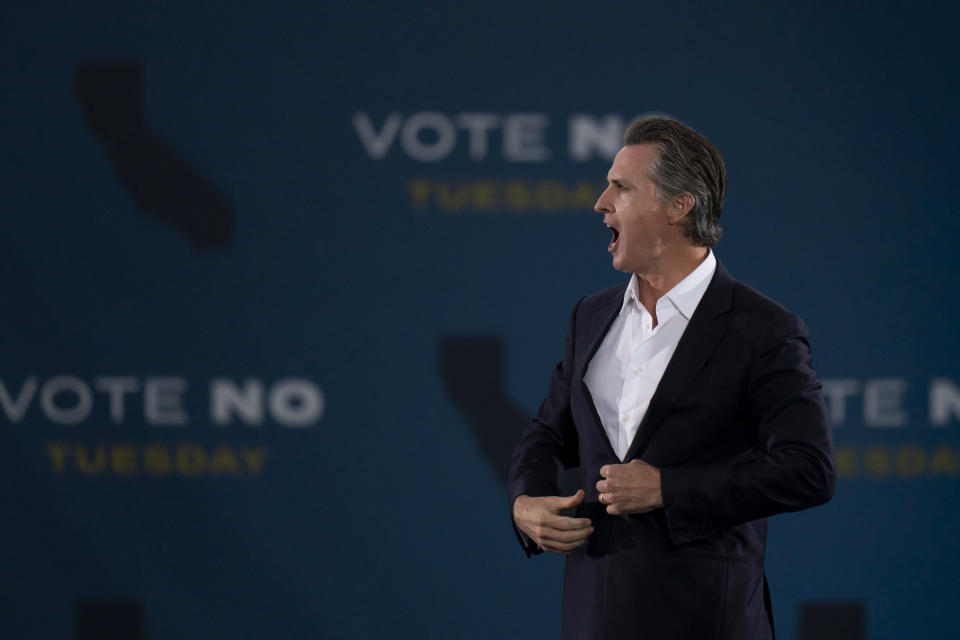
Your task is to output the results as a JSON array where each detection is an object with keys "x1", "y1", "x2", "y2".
[{"x1": 508, "y1": 117, "x2": 835, "y2": 640}]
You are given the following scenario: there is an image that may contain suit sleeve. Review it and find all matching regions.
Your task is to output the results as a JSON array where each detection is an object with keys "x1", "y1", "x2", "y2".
[
  {"x1": 660, "y1": 311, "x2": 836, "y2": 545},
  {"x1": 507, "y1": 300, "x2": 583, "y2": 555}
]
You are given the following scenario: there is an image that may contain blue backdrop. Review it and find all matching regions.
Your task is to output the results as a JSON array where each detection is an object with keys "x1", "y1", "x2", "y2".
[{"x1": 2, "y1": 1, "x2": 958, "y2": 638}]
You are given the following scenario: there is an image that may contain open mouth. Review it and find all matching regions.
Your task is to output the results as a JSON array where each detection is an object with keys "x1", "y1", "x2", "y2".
[{"x1": 606, "y1": 223, "x2": 620, "y2": 252}]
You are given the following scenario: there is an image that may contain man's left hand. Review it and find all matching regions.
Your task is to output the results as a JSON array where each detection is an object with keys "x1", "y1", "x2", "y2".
[{"x1": 596, "y1": 459, "x2": 663, "y2": 515}]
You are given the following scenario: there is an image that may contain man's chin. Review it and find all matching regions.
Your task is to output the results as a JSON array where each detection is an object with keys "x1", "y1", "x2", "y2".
[{"x1": 610, "y1": 255, "x2": 633, "y2": 273}]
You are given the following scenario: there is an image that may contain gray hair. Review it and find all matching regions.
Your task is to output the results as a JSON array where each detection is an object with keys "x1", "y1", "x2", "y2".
[{"x1": 623, "y1": 117, "x2": 726, "y2": 247}]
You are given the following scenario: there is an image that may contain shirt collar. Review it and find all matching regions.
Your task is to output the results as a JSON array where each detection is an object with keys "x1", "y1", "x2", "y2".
[{"x1": 620, "y1": 250, "x2": 717, "y2": 320}]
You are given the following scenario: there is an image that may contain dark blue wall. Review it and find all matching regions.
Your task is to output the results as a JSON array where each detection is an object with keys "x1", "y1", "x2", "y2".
[{"x1": 2, "y1": 1, "x2": 958, "y2": 638}]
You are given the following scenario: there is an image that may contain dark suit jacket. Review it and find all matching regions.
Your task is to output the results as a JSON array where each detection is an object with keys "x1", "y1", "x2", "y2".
[{"x1": 508, "y1": 263, "x2": 836, "y2": 640}]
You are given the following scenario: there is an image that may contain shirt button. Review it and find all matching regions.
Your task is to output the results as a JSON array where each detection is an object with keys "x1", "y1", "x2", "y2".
[
  {"x1": 622, "y1": 414, "x2": 630, "y2": 422},
  {"x1": 632, "y1": 368, "x2": 639, "y2": 375}
]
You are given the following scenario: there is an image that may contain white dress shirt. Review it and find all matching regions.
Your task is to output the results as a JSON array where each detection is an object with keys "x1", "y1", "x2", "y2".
[{"x1": 584, "y1": 251, "x2": 717, "y2": 460}]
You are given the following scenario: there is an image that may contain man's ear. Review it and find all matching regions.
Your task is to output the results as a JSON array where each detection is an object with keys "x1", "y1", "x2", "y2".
[{"x1": 668, "y1": 193, "x2": 695, "y2": 224}]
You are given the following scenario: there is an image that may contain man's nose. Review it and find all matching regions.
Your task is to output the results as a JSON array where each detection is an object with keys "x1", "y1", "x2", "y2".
[{"x1": 595, "y1": 187, "x2": 611, "y2": 214}]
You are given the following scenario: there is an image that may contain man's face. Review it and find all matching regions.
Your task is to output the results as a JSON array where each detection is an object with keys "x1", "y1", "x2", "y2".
[{"x1": 594, "y1": 144, "x2": 675, "y2": 274}]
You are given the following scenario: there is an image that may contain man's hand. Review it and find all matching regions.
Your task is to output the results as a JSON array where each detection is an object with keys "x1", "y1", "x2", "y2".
[
  {"x1": 513, "y1": 490, "x2": 593, "y2": 554},
  {"x1": 596, "y1": 459, "x2": 663, "y2": 515}
]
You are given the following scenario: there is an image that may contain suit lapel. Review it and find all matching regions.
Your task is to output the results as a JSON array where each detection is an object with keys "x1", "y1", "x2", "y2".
[
  {"x1": 622, "y1": 263, "x2": 735, "y2": 461},
  {"x1": 577, "y1": 285, "x2": 626, "y2": 460}
]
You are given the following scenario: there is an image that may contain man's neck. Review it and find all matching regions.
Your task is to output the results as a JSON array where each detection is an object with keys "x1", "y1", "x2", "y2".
[{"x1": 634, "y1": 246, "x2": 710, "y2": 325}]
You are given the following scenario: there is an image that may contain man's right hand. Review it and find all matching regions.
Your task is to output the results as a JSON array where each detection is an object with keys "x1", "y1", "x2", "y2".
[{"x1": 512, "y1": 490, "x2": 593, "y2": 554}]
